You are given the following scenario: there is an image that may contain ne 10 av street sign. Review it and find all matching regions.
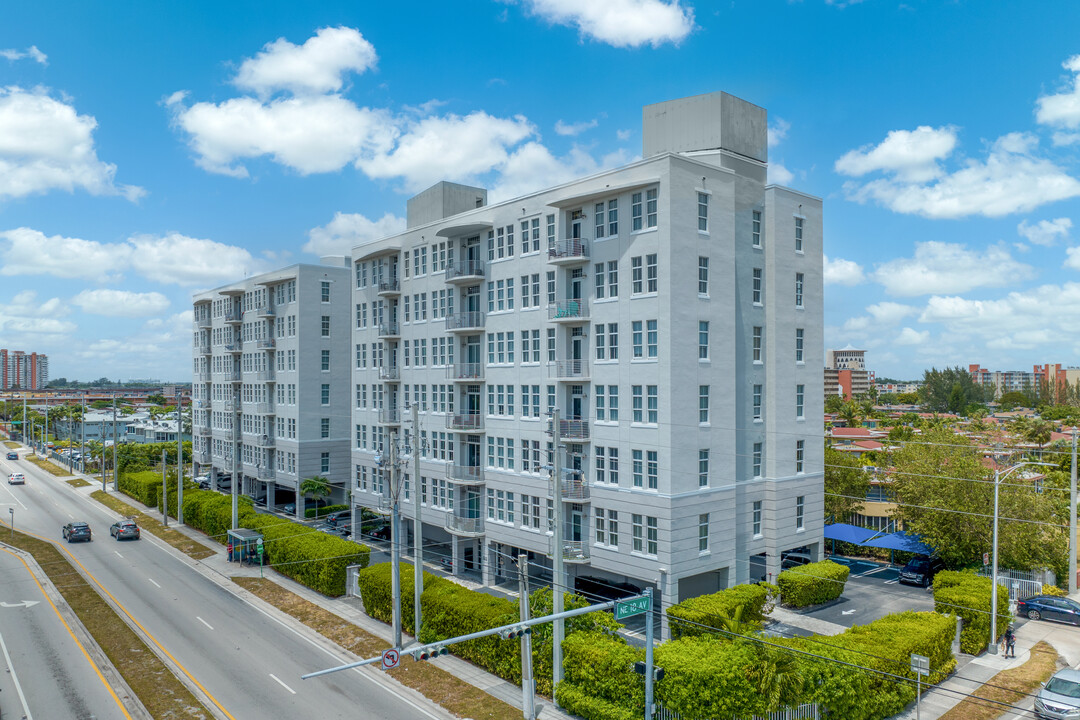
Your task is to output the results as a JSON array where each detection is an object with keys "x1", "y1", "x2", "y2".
[{"x1": 615, "y1": 594, "x2": 651, "y2": 621}]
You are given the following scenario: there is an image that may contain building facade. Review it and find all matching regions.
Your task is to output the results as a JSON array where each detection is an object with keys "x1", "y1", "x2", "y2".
[
  {"x1": 349, "y1": 92, "x2": 825, "y2": 606},
  {"x1": 0, "y1": 350, "x2": 48, "y2": 390},
  {"x1": 825, "y1": 347, "x2": 873, "y2": 401},
  {"x1": 191, "y1": 260, "x2": 352, "y2": 516}
]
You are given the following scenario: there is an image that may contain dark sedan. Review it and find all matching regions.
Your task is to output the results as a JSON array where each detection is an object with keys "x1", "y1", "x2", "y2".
[
  {"x1": 1017, "y1": 595, "x2": 1080, "y2": 625},
  {"x1": 110, "y1": 520, "x2": 141, "y2": 541},
  {"x1": 325, "y1": 510, "x2": 351, "y2": 527},
  {"x1": 62, "y1": 522, "x2": 92, "y2": 543},
  {"x1": 6, "y1": 451, "x2": 17, "y2": 460}
]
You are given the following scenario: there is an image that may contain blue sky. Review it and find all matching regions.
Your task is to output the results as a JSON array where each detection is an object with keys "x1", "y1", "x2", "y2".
[{"x1": 2, "y1": 0, "x2": 1080, "y2": 382}]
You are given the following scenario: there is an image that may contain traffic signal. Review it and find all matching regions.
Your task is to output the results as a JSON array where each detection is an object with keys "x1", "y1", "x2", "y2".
[
  {"x1": 410, "y1": 645, "x2": 449, "y2": 661},
  {"x1": 498, "y1": 625, "x2": 532, "y2": 640}
]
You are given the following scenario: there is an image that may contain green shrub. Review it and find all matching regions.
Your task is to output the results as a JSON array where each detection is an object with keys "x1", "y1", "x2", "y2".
[
  {"x1": 667, "y1": 583, "x2": 772, "y2": 638},
  {"x1": 305, "y1": 503, "x2": 349, "y2": 519},
  {"x1": 933, "y1": 570, "x2": 1010, "y2": 654},
  {"x1": 118, "y1": 469, "x2": 177, "y2": 508},
  {"x1": 655, "y1": 637, "x2": 772, "y2": 719},
  {"x1": 777, "y1": 560, "x2": 849, "y2": 607},
  {"x1": 557, "y1": 631, "x2": 642, "y2": 720}
]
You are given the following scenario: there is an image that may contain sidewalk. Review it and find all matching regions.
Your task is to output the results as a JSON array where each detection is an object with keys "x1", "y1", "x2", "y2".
[{"x1": 67, "y1": 476, "x2": 574, "y2": 720}]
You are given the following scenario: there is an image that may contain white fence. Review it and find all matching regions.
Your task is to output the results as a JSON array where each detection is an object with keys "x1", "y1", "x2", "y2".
[
  {"x1": 657, "y1": 703, "x2": 820, "y2": 720},
  {"x1": 976, "y1": 567, "x2": 1051, "y2": 601}
]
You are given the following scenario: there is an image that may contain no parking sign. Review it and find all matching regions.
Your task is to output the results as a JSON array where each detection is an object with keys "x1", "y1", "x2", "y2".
[{"x1": 381, "y1": 648, "x2": 400, "y2": 671}]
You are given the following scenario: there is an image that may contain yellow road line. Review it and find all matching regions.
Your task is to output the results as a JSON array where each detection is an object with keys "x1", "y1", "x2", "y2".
[
  {"x1": 3, "y1": 522, "x2": 237, "y2": 720},
  {"x1": 1, "y1": 546, "x2": 133, "y2": 720}
]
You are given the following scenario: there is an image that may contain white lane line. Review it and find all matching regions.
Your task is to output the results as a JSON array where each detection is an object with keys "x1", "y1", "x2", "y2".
[
  {"x1": 0, "y1": 630, "x2": 34, "y2": 720},
  {"x1": 269, "y1": 673, "x2": 296, "y2": 694},
  {"x1": 197, "y1": 616, "x2": 214, "y2": 630},
  {"x1": 114, "y1": 551, "x2": 124, "y2": 559},
  {"x1": 148, "y1": 578, "x2": 161, "y2": 589},
  {"x1": 67, "y1": 512, "x2": 74, "y2": 519},
  {"x1": 0, "y1": 482, "x2": 28, "y2": 510}
]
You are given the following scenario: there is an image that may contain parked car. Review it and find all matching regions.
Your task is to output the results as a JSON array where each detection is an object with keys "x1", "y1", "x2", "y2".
[
  {"x1": 898, "y1": 556, "x2": 946, "y2": 587},
  {"x1": 365, "y1": 523, "x2": 392, "y2": 541},
  {"x1": 62, "y1": 522, "x2": 92, "y2": 543},
  {"x1": 283, "y1": 502, "x2": 297, "y2": 515},
  {"x1": 195, "y1": 476, "x2": 211, "y2": 490},
  {"x1": 6, "y1": 451, "x2": 17, "y2": 460},
  {"x1": 7, "y1": 472, "x2": 25, "y2": 485},
  {"x1": 781, "y1": 551, "x2": 813, "y2": 571},
  {"x1": 1036, "y1": 667, "x2": 1080, "y2": 719},
  {"x1": 326, "y1": 510, "x2": 352, "y2": 527},
  {"x1": 1017, "y1": 595, "x2": 1080, "y2": 625},
  {"x1": 110, "y1": 520, "x2": 141, "y2": 541}
]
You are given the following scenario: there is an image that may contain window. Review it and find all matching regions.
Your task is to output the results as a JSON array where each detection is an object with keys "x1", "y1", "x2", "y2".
[
  {"x1": 632, "y1": 514, "x2": 644, "y2": 551},
  {"x1": 752, "y1": 210, "x2": 762, "y2": 248},
  {"x1": 699, "y1": 385, "x2": 710, "y2": 424},
  {"x1": 698, "y1": 450, "x2": 709, "y2": 487},
  {"x1": 631, "y1": 256, "x2": 643, "y2": 294},
  {"x1": 607, "y1": 509, "x2": 619, "y2": 547},
  {"x1": 753, "y1": 384, "x2": 762, "y2": 421},
  {"x1": 320, "y1": 418, "x2": 330, "y2": 438},
  {"x1": 608, "y1": 386, "x2": 619, "y2": 421},
  {"x1": 321, "y1": 315, "x2": 331, "y2": 337},
  {"x1": 646, "y1": 516, "x2": 658, "y2": 554},
  {"x1": 647, "y1": 386, "x2": 658, "y2": 424},
  {"x1": 646, "y1": 320, "x2": 657, "y2": 358},
  {"x1": 753, "y1": 501, "x2": 762, "y2": 536},
  {"x1": 699, "y1": 321, "x2": 709, "y2": 360},
  {"x1": 796, "y1": 496, "x2": 805, "y2": 530},
  {"x1": 595, "y1": 507, "x2": 606, "y2": 543},
  {"x1": 321, "y1": 281, "x2": 330, "y2": 302},
  {"x1": 796, "y1": 328, "x2": 805, "y2": 363},
  {"x1": 646, "y1": 189, "x2": 658, "y2": 228},
  {"x1": 698, "y1": 513, "x2": 709, "y2": 552},
  {"x1": 796, "y1": 385, "x2": 805, "y2": 419},
  {"x1": 646, "y1": 254, "x2": 657, "y2": 292},
  {"x1": 752, "y1": 269, "x2": 762, "y2": 305},
  {"x1": 796, "y1": 440, "x2": 805, "y2": 474},
  {"x1": 752, "y1": 326, "x2": 762, "y2": 363},
  {"x1": 753, "y1": 442, "x2": 763, "y2": 478},
  {"x1": 321, "y1": 349, "x2": 330, "y2": 371},
  {"x1": 595, "y1": 263, "x2": 606, "y2": 298},
  {"x1": 795, "y1": 273, "x2": 804, "y2": 308},
  {"x1": 595, "y1": 203, "x2": 606, "y2": 239},
  {"x1": 631, "y1": 192, "x2": 643, "y2": 232},
  {"x1": 321, "y1": 384, "x2": 330, "y2": 405},
  {"x1": 632, "y1": 449, "x2": 643, "y2": 487},
  {"x1": 698, "y1": 192, "x2": 709, "y2": 232},
  {"x1": 632, "y1": 321, "x2": 643, "y2": 358},
  {"x1": 547, "y1": 271, "x2": 556, "y2": 304},
  {"x1": 795, "y1": 216, "x2": 804, "y2": 252},
  {"x1": 321, "y1": 452, "x2": 330, "y2": 474},
  {"x1": 547, "y1": 214, "x2": 556, "y2": 251},
  {"x1": 632, "y1": 386, "x2": 643, "y2": 423},
  {"x1": 698, "y1": 257, "x2": 709, "y2": 296},
  {"x1": 547, "y1": 328, "x2": 556, "y2": 362}
]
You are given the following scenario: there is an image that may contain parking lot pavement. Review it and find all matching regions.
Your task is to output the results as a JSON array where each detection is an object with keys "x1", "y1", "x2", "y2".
[{"x1": 797, "y1": 557, "x2": 936, "y2": 628}]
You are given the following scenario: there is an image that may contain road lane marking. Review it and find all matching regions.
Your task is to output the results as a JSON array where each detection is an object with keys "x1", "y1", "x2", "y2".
[
  {"x1": 115, "y1": 551, "x2": 124, "y2": 559},
  {"x1": 0, "y1": 482, "x2": 28, "y2": 509},
  {"x1": 148, "y1": 578, "x2": 161, "y2": 588},
  {"x1": 1, "y1": 548, "x2": 132, "y2": 720},
  {"x1": 197, "y1": 616, "x2": 213, "y2": 630},
  {"x1": 0, "y1": 630, "x2": 34, "y2": 720},
  {"x1": 270, "y1": 673, "x2": 296, "y2": 694},
  {"x1": 67, "y1": 512, "x2": 74, "y2": 519}
]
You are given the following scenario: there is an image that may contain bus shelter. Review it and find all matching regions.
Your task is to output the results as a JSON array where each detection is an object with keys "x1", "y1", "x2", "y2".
[{"x1": 226, "y1": 528, "x2": 264, "y2": 566}]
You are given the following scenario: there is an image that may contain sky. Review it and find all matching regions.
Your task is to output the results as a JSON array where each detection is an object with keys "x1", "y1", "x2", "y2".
[{"x1": 2, "y1": 0, "x2": 1080, "y2": 383}]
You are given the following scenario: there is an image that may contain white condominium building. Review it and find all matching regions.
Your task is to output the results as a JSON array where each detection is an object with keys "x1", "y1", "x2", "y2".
[
  {"x1": 349, "y1": 91, "x2": 825, "y2": 606},
  {"x1": 191, "y1": 260, "x2": 352, "y2": 517}
]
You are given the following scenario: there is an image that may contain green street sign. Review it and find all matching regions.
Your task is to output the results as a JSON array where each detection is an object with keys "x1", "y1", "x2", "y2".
[{"x1": 615, "y1": 594, "x2": 651, "y2": 620}]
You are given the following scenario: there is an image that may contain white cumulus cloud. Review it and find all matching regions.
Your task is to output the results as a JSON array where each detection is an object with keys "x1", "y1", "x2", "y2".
[
  {"x1": 1018, "y1": 217, "x2": 1072, "y2": 246},
  {"x1": 0, "y1": 46, "x2": 47, "y2": 64},
  {"x1": 233, "y1": 26, "x2": 378, "y2": 98},
  {"x1": 0, "y1": 227, "x2": 127, "y2": 280},
  {"x1": 873, "y1": 241, "x2": 1036, "y2": 296},
  {"x1": 127, "y1": 233, "x2": 268, "y2": 286},
  {"x1": 836, "y1": 125, "x2": 957, "y2": 183},
  {"x1": 768, "y1": 118, "x2": 790, "y2": 148},
  {"x1": 895, "y1": 327, "x2": 929, "y2": 346},
  {"x1": 72, "y1": 289, "x2": 170, "y2": 317},
  {"x1": 555, "y1": 118, "x2": 598, "y2": 136},
  {"x1": 769, "y1": 163, "x2": 794, "y2": 185},
  {"x1": 823, "y1": 255, "x2": 865, "y2": 286},
  {"x1": 305, "y1": 212, "x2": 406, "y2": 257},
  {"x1": 0, "y1": 86, "x2": 143, "y2": 201},
  {"x1": 516, "y1": 0, "x2": 695, "y2": 48},
  {"x1": 1036, "y1": 55, "x2": 1080, "y2": 130},
  {"x1": 0, "y1": 290, "x2": 75, "y2": 335},
  {"x1": 866, "y1": 301, "x2": 917, "y2": 324},
  {"x1": 490, "y1": 143, "x2": 632, "y2": 203}
]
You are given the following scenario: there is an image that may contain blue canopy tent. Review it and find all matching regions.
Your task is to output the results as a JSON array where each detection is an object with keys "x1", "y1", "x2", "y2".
[
  {"x1": 862, "y1": 531, "x2": 933, "y2": 555},
  {"x1": 823, "y1": 523, "x2": 878, "y2": 545}
]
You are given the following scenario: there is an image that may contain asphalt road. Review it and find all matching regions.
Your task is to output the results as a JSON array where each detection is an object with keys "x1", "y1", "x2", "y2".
[
  {"x1": 801, "y1": 556, "x2": 936, "y2": 627},
  {"x1": 0, "y1": 452, "x2": 456, "y2": 720}
]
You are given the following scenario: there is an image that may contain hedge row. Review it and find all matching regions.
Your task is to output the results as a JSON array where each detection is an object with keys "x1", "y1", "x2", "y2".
[
  {"x1": 666, "y1": 583, "x2": 772, "y2": 638},
  {"x1": 932, "y1": 571, "x2": 1011, "y2": 654},
  {"x1": 118, "y1": 469, "x2": 177, "y2": 508},
  {"x1": 777, "y1": 560, "x2": 850, "y2": 607},
  {"x1": 306, "y1": 503, "x2": 349, "y2": 519}
]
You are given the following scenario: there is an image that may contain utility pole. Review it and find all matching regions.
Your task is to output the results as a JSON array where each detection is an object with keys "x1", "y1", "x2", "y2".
[
  {"x1": 1071, "y1": 429, "x2": 1077, "y2": 594},
  {"x1": 644, "y1": 587, "x2": 655, "y2": 720},
  {"x1": 43, "y1": 394, "x2": 48, "y2": 456},
  {"x1": 412, "y1": 403, "x2": 422, "y2": 640},
  {"x1": 518, "y1": 553, "x2": 535, "y2": 720},
  {"x1": 550, "y1": 408, "x2": 564, "y2": 702},
  {"x1": 112, "y1": 397, "x2": 118, "y2": 492},
  {"x1": 176, "y1": 390, "x2": 184, "y2": 525},
  {"x1": 389, "y1": 430, "x2": 402, "y2": 649},
  {"x1": 989, "y1": 463, "x2": 1001, "y2": 654},
  {"x1": 161, "y1": 448, "x2": 169, "y2": 526}
]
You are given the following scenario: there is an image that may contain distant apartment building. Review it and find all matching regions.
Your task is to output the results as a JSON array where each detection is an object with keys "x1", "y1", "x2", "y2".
[
  {"x1": 1032, "y1": 363, "x2": 1080, "y2": 400},
  {"x1": 350, "y1": 91, "x2": 825, "y2": 604},
  {"x1": 125, "y1": 418, "x2": 181, "y2": 444},
  {"x1": 191, "y1": 260, "x2": 352, "y2": 517},
  {"x1": 0, "y1": 350, "x2": 48, "y2": 390},
  {"x1": 824, "y1": 347, "x2": 873, "y2": 401},
  {"x1": 969, "y1": 364, "x2": 1039, "y2": 399}
]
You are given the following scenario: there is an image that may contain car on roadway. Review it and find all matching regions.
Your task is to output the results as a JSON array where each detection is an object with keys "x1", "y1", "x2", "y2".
[
  {"x1": 6, "y1": 451, "x2": 17, "y2": 460},
  {"x1": 1035, "y1": 667, "x2": 1080, "y2": 719},
  {"x1": 898, "y1": 555, "x2": 947, "y2": 588},
  {"x1": 109, "y1": 520, "x2": 141, "y2": 541},
  {"x1": 1017, "y1": 595, "x2": 1080, "y2": 625},
  {"x1": 7, "y1": 472, "x2": 25, "y2": 485},
  {"x1": 62, "y1": 521, "x2": 92, "y2": 543}
]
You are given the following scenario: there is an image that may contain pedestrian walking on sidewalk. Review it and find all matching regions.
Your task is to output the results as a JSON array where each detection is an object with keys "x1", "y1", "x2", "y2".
[{"x1": 1003, "y1": 626, "x2": 1016, "y2": 658}]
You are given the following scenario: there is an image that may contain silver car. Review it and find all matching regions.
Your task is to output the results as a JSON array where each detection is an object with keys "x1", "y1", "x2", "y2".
[{"x1": 1036, "y1": 668, "x2": 1080, "y2": 719}]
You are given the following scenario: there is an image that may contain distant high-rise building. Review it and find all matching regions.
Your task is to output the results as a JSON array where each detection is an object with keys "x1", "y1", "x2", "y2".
[
  {"x1": 825, "y1": 346, "x2": 873, "y2": 401},
  {"x1": 0, "y1": 349, "x2": 49, "y2": 390}
]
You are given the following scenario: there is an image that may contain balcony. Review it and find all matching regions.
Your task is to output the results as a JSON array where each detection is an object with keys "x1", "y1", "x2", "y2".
[
  {"x1": 226, "y1": 371, "x2": 242, "y2": 383},
  {"x1": 447, "y1": 363, "x2": 484, "y2": 381},
  {"x1": 551, "y1": 473, "x2": 591, "y2": 501},
  {"x1": 253, "y1": 435, "x2": 275, "y2": 448},
  {"x1": 445, "y1": 513, "x2": 485, "y2": 537},
  {"x1": 377, "y1": 279, "x2": 401, "y2": 297},
  {"x1": 223, "y1": 400, "x2": 240, "y2": 413},
  {"x1": 256, "y1": 370, "x2": 276, "y2": 383},
  {"x1": 224, "y1": 310, "x2": 242, "y2": 324},
  {"x1": 379, "y1": 365, "x2": 401, "y2": 381},
  {"x1": 193, "y1": 371, "x2": 210, "y2": 382},
  {"x1": 548, "y1": 301, "x2": 589, "y2": 323},
  {"x1": 194, "y1": 450, "x2": 211, "y2": 464},
  {"x1": 446, "y1": 311, "x2": 485, "y2": 333},
  {"x1": 548, "y1": 538, "x2": 590, "y2": 563},
  {"x1": 547, "y1": 239, "x2": 589, "y2": 265},
  {"x1": 257, "y1": 339, "x2": 275, "y2": 350},
  {"x1": 446, "y1": 464, "x2": 485, "y2": 485},
  {"x1": 194, "y1": 426, "x2": 211, "y2": 438},
  {"x1": 255, "y1": 402, "x2": 276, "y2": 415},
  {"x1": 547, "y1": 417, "x2": 591, "y2": 441},
  {"x1": 548, "y1": 359, "x2": 589, "y2": 380},
  {"x1": 378, "y1": 408, "x2": 401, "y2": 425},
  {"x1": 224, "y1": 342, "x2": 242, "y2": 354},
  {"x1": 193, "y1": 400, "x2": 209, "y2": 409},
  {"x1": 195, "y1": 317, "x2": 211, "y2": 329},
  {"x1": 378, "y1": 321, "x2": 400, "y2": 338},
  {"x1": 196, "y1": 344, "x2": 211, "y2": 355},
  {"x1": 445, "y1": 261, "x2": 485, "y2": 284},
  {"x1": 261, "y1": 467, "x2": 276, "y2": 480},
  {"x1": 446, "y1": 412, "x2": 483, "y2": 432},
  {"x1": 256, "y1": 305, "x2": 275, "y2": 318}
]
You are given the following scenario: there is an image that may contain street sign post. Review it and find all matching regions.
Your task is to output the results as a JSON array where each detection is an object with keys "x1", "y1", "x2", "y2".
[
  {"x1": 615, "y1": 594, "x2": 651, "y2": 621},
  {"x1": 911, "y1": 653, "x2": 930, "y2": 720},
  {"x1": 381, "y1": 648, "x2": 400, "y2": 671},
  {"x1": 983, "y1": 552, "x2": 990, "y2": 566}
]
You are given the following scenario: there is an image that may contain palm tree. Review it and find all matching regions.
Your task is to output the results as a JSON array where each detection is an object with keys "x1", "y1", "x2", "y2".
[
  {"x1": 298, "y1": 475, "x2": 332, "y2": 515},
  {"x1": 838, "y1": 400, "x2": 861, "y2": 428},
  {"x1": 1021, "y1": 418, "x2": 1054, "y2": 458},
  {"x1": 746, "y1": 645, "x2": 805, "y2": 711}
]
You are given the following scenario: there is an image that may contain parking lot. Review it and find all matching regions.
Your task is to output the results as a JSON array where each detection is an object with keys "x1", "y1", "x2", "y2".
[{"x1": 797, "y1": 556, "x2": 936, "y2": 628}]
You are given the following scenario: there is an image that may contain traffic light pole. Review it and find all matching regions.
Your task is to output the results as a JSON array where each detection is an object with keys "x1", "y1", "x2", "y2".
[
  {"x1": 644, "y1": 587, "x2": 655, "y2": 719},
  {"x1": 518, "y1": 553, "x2": 535, "y2": 720}
]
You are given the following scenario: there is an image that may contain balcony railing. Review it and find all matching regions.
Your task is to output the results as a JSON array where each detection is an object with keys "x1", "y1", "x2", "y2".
[
  {"x1": 225, "y1": 371, "x2": 242, "y2": 382},
  {"x1": 224, "y1": 342, "x2": 242, "y2": 353},
  {"x1": 547, "y1": 417, "x2": 591, "y2": 440},
  {"x1": 549, "y1": 538, "x2": 590, "y2": 563},
  {"x1": 196, "y1": 344, "x2": 211, "y2": 355},
  {"x1": 257, "y1": 305, "x2": 275, "y2": 317},
  {"x1": 445, "y1": 514, "x2": 485, "y2": 536},
  {"x1": 224, "y1": 310, "x2": 242, "y2": 323},
  {"x1": 253, "y1": 435, "x2": 275, "y2": 448},
  {"x1": 256, "y1": 370, "x2": 276, "y2": 383},
  {"x1": 257, "y1": 338, "x2": 275, "y2": 350},
  {"x1": 379, "y1": 366, "x2": 400, "y2": 381},
  {"x1": 377, "y1": 279, "x2": 401, "y2": 295},
  {"x1": 378, "y1": 322, "x2": 400, "y2": 338},
  {"x1": 194, "y1": 450, "x2": 211, "y2": 464},
  {"x1": 195, "y1": 317, "x2": 211, "y2": 329},
  {"x1": 547, "y1": 239, "x2": 589, "y2": 264},
  {"x1": 548, "y1": 359, "x2": 589, "y2": 379},
  {"x1": 261, "y1": 467, "x2": 276, "y2": 480},
  {"x1": 446, "y1": 412, "x2": 483, "y2": 431},
  {"x1": 378, "y1": 408, "x2": 401, "y2": 424},
  {"x1": 552, "y1": 475, "x2": 591, "y2": 500},
  {"x1": 446, "y1": 464, "x2": 485, "y2": 485},
  {"x1": 255, "y1": 402, "x2": 276, "y2": 415},
  {"x1": 446, "y1": 311, "x2": 485, "y2": 332},
  {"x1": 223, "y1": 400, "x2": 239, "y2": 413},
  {"x1": 447, "y1": 363, "x2": 484, "y2": 381},
  {"x1": 194, "y1": 426, "x2": 211, "y2": 437},
  {"x1": 548, "y1": 301, "x2": 589, "y2": 322},
  {"x1": 445, "y1": 261, "x2": 485, "y2": 282}
]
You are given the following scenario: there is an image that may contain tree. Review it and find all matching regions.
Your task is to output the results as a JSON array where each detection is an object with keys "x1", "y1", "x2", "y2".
[
  {"x1": 920, "y1": 366, "x2": 985, "y2": 413},
  {"x1": 298, "y1": 475, "x2": 332, "y2": 513},
  {"x1": 837, "y1": 400, "x2": 861, "y2": 428},
  {"x1": 146, "y1": 394, "x2": 167, "y2": 406},
  {"x1": 999, "y1": 391, "x2": 1029, "y2": 410},
  {"x1": 824, "y1": 395, "x2": 844, "y2": 414},
  {"x1": 1020, "y1": 418, "x2": 1054, "y2": 456},
  {"x1": 824, "y1": 446, "x2": 870, "y2": 524}
]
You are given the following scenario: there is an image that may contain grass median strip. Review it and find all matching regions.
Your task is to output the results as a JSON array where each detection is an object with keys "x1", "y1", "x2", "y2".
[
  {"x1": 25, "y1": 455, "x2": 73, "y2": 476},
  {"x1": 233, "y1": 577, "x2": 522, "y2": 720},
  {"x1": 67, "y1": 477, "x2": 92, "y2": 487},
  {"x1": 91, "y1": 490, "x2": 216, "y2": 560},
  {"x1": 4, "y1": 528, "x2": 212, "y2": 719},
  {"x1": 4, "y1": 440, "x2": 19, "y2": 449},
  {"x1": 938, "y1": 640, "x2": 1060, "y2": 720}
]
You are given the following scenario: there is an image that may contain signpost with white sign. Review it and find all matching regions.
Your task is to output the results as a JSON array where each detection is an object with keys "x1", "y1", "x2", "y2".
[{"x1": 911, "y1": 653, "x2": 929, "y2": 720}]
